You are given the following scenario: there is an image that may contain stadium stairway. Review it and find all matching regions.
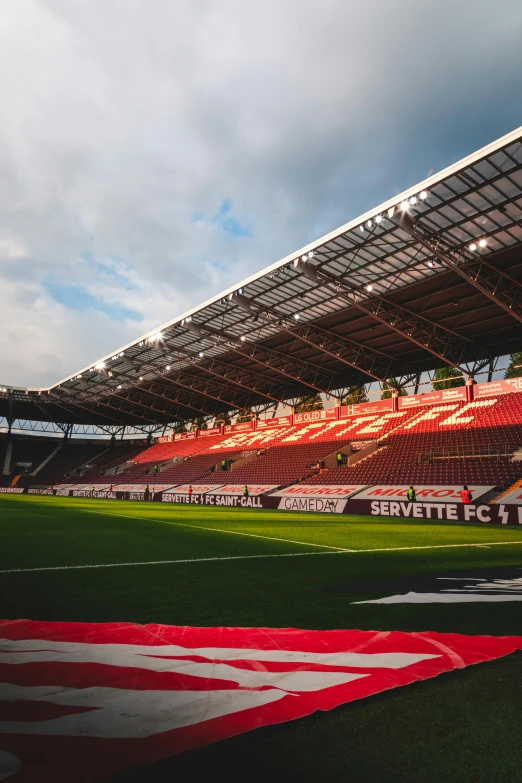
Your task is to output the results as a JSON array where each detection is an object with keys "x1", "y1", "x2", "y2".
[
  {"x1": 301, "y1": 393, "x2": 522, "y2": 489},
  {"x1": 490, "y1": 476, "x2": 522, "y2": 503},
  {"x1": 2, "y1": 442, "x2": 12, "y2": 475},
  {"x1": 31, "y1": 444, "x2": 62, "y2": 476}
]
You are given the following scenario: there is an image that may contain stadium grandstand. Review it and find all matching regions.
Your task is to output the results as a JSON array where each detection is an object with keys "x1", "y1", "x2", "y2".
[{"x1": 1, "y1": 126, "x2": 522, "y2": 504}]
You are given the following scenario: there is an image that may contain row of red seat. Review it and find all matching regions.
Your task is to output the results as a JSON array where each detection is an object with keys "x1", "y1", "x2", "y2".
[{"x1": 6, "y1": 390, "x2": 521, "y2": 491}]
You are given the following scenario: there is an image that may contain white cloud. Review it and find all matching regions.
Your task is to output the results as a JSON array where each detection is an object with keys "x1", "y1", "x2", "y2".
[{"x1": 1, "y1": 0, "x2": 521, "y2": 386}]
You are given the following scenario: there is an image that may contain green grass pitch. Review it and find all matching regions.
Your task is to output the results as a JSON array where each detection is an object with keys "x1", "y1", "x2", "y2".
[{"x1": 1, "y1": 493, "x2": 521, "y2": 782}]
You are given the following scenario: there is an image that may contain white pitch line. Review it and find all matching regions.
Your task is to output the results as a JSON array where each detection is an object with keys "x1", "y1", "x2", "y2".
[
  {"x1": 86, "y1": 510, "x2": 522, "y2": 556},
  {"x1": 83, "y1": 510, "x2": 354, "y2": 551},
  {"x1": 0, "y1": 540, "x2": 521, "y2": 575},
  {"x1": 0, "y1": 549, "x2": 347, "y2": 575}
]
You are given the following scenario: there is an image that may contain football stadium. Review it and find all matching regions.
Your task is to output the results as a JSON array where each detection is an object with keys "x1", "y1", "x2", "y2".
[{"x1": 1, "y1": 127, "x2": 522, "y2": 782}]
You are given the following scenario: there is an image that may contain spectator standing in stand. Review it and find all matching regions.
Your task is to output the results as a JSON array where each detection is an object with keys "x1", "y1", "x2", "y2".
[
  {"x1": 459, "y1": 485, "x2": 473, "y2": 503},
  {"x1": 221, "y1": 458, "x2": 228, "y2": 471},
  {"x1": 336, "y1": 452, "x2": 343, "y2": 468},
  {"x1": 407, "y1": 486, "x2": 416, "y2": 501},
  {"x1": 243, "y1": 485, "x2": 249, "y2": 499},
  {"x1": 144, "y1": 484, "x2": 150, "y2": 501}
]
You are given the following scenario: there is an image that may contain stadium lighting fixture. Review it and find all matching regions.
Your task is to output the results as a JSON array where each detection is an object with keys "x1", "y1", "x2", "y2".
[
  {"x1": 307, "y1": 251, "x2": 314, "y2": 258},
  {"x1": 375, "y1": 215, "x2": 382, "y2": 224},
  {"x1": 166, "y1": 365, "x2": 171, "y2": 371},
  {"x1": 199, "y1": 352, "x2": 204, "y2": 358},
  {"x1": 95, "y1": 362, "x2": 105, "y2": 370},
  {"x1": 479, "y1": 238, "x2": 487, "y2": 248},
  {"x1": 469, "y1": 243, "x2": 477, "y2": 251},
  {"x1": 301, "y1": 255, "x2": 307, "y2": 262},
  {"x1": 240, "y1": 335, "x2": 246, "y2": 341},
  {"x1": 366, "y1": 220, "x2": 372, "y2": 228},
  {"x1": 294, "y1": 313, "x2": 300, "y2": 320},
  {"x1": 400, "y1": 201, "x2": 409, "y2": 211},
  {"x1": 139, "y1": 376, "x2": 143, "y2": 381},
  {"x1": 366, "y1": 284, "x2": 373, "y2": 292},
  {"x1": 409, "y1": 196, "x2": 417, "y2": 205},
  {"x1": 360, "y1": 225, "x2": 365, "y2": 232},
  {"x1": 117, "y1": 385, "x2": 122, "y2": 390},
  {"x1": 427, "y1": 260, "x2": 434, "y2": 268},
  {"x1": 420, "y1": 190, "x2": 428, "y2": 200}
]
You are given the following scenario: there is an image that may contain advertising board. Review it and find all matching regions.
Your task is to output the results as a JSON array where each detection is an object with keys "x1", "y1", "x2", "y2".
[
  {"x1": 206, "y1": 485, "x2": 279, "y2": 496},
  {"x1": 399, "y1": 388, "x2": 467, "y2": 408},
  {"x1": 293, "y1": 409, "x2": 337, "y2": 425},
  {"x1": 340, "y1": 399, "x2": 391, "y2": 418},
  {"x1": 474, "y1": 378, "x2": 522, "y2": 397},
  {"x1": 271, "y1": 485, "x2": 365, "y2": 499},
  {"x1": 224, "y1": 422, "x2": 255, "y2": 433},
  {"x1": 354, "y1": 485, "x2": 494, "y2": 502}
]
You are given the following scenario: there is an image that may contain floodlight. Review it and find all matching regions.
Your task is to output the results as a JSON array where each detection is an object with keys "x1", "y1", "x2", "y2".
[
  {"x1": 400, "y1": 201, "x2": 409, "y2": 211},
  {"x1": 375, "y1": 215, "x2": 382, "y2": 224},
  {"x1": 469, "y1": 243, "x2": 477, "y2": 251},
  {"x1": 409, "y1": 196, "x2": 417, "y2": 205},
  {"x1": 420, "y1": 190, "x2": 428, "y2": 200},
  {"x1": 240, "y1": 335, "x2": 246, "y2": 341},
  {"x1": 294, "y1": 313, "x2": 300, "y2": 320},
  {"x1": 366, "y1": 284, "x2": 373, "y2": 292},
  {"x1": 479, "y1": 238, "x2": 487, "y2": 248}
]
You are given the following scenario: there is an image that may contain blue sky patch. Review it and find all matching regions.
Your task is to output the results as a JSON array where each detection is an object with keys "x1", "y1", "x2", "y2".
[
  {"x1": 44, "y1": 279, "x2": 142, "y2": 322},
  {"x1": 192, "y1": 199, "x2": 252, "y2": 238}
]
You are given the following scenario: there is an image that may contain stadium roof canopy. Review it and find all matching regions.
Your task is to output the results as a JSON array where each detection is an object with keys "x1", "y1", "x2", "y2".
[{"x1": 2, "y1": 126, "x2": 522, "y2": 430}]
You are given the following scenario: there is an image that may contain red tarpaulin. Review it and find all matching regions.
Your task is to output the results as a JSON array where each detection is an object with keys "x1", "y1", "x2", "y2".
[{"x1": 0, "y1": 620, "x2": 520, "y2": 781}]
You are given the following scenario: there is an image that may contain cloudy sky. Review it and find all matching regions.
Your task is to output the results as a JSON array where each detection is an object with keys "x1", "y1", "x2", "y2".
[{"x1": 1, "y1": 0, "x2": 521, "y2": 388}]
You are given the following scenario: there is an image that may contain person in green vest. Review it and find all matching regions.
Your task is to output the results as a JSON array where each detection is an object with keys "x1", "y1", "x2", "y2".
[
  {"x1": 221, "y1": 458, "x2": 228, "y2": 471},
  {"x1": 336, "y1": 452, "x2": 343, "y2": 467},
  {"x1": 407, "y1": 486, "x2": 416, "y2": 501},
  {"x1": 243, "y1": 485, "x2": 249, "y2": 499}
]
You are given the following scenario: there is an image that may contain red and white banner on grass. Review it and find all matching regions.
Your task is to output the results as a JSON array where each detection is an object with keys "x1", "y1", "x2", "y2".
[{"x1": 1, "y1": 620, "x2": 521, "y2": 781}]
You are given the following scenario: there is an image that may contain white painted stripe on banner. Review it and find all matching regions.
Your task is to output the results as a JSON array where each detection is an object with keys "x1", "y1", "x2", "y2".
[
  {"x1": 355, "y1": 592, "x2": 522, "y2": 604},
  {"x1": 0, "y1": 639, "x2": 437, "y2": 668},
  {"x1": 0, "y1": 683, "x2": 286, "y2": 738}
]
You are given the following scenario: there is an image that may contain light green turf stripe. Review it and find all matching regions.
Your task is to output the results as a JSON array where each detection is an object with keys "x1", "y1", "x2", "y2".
[
  {"x1": 84, "y1": 510, "x2": 522, "y2": 555},
  {"x1": 83, "y1": 510, "x2": 355, "y2": 551}
]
